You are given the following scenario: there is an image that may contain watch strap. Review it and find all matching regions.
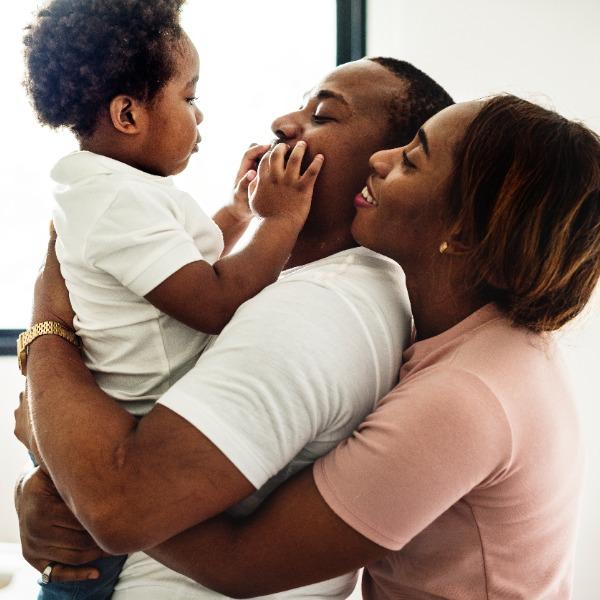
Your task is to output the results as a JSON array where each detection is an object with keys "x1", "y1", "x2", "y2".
[{"x1": 17, "y1": 321, "x2": 80, "y2": 375}]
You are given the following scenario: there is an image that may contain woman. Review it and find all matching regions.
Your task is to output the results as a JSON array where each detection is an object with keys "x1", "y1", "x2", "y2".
[
  {"x1": 18, "y1": 95, "x2": 600, "y2": 598},
  {"x1": 145, "y1": 95, "x2": 600, "y2": 598}
]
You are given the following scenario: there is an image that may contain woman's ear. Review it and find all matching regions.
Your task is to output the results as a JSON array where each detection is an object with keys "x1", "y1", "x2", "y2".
[{"x1": 109, "y1": 95, "x2": 145, "y2": 135}]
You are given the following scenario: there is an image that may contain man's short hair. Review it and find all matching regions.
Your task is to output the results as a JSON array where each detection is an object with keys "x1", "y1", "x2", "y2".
[{"x1": 369, "y1": 57, "x2": 454, "y2": 147}]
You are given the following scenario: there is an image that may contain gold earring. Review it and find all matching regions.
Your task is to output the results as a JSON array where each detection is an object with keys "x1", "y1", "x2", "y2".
[{"x1": 439, "y1": 241, "x2": 449, "y2": 254}]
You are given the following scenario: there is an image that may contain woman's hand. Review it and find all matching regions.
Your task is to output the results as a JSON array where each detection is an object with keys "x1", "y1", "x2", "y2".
[
  {"x1": 249, "y1": 142, "x2": 324, "y2": 227},
  {"x1": 15, "y1": 468, "x2": 106, "y2": 582},
  {"x1": 32, "y1": 223, "x2": 74, "y2": 328}
]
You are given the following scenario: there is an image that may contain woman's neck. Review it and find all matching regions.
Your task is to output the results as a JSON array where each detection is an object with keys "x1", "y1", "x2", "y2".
[{"x1": 406, "y1": 259, "x2": 486, "y2": 341}]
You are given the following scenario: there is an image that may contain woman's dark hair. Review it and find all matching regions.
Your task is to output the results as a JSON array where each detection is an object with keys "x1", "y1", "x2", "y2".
[
  {"x1": 368, "y1": 57, "x2": 454, "y2": 147},
  {"x1": 23, "y1": 0, "x2": 186, "y2": 139},
  {"x1": 447, "y1": 95, "x2": 600, "y2": 332}
]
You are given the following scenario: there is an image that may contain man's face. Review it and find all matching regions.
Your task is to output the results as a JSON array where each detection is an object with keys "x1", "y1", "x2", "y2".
[{"x1": 270, "y1": 60, "x2": 405, "y2": 240}]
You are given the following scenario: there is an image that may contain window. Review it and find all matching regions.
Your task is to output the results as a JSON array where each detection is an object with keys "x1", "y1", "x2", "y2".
[{"x1": 0, "y1": 1, "x2": 364, "y2": 352}]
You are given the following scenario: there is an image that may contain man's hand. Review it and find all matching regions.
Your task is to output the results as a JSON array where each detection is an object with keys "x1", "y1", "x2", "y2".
[
  {"x1": 16, "y1": 468, "x2": 105, "y2": 582},
  {"x1": 14, "y1": 389, "x2": 33, "y2": 451},
  {"x1": 32, "y1": 223, "x2": 74, "y2": 328},
  {"x1": 13, "y1": 386, "x2": 46, "y2": 468},
  {"x1": 249, "y1": 142, "x2": 324, "y2": 227}
]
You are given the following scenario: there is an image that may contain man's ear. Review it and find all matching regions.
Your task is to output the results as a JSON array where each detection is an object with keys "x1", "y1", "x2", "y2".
[{"x1": 109, "y1": 95, "x2": 145, "y2": 135}]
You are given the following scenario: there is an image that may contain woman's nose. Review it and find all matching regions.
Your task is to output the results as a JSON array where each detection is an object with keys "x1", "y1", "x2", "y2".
[
  {"x1": 271, "y1": 114, "x2": 301, "y2": 141},
  {"x1": 369, "y1": 149, "x2": 393, "y2": 178}
]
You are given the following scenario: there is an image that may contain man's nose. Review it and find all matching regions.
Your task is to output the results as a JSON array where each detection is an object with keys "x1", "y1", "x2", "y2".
[{"x1": 271, "y1": 115, "x2": 301, "y2": 141}]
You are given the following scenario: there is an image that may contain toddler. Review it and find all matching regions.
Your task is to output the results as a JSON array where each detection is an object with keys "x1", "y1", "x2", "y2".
[{"x1": 22, "y1": 0, "x2": 323, "y2": 597}]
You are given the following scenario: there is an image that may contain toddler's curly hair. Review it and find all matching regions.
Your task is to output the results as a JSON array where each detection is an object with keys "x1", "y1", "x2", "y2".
[{"x1": 24, "y1": 0, "x2": 186, "y2": 139}]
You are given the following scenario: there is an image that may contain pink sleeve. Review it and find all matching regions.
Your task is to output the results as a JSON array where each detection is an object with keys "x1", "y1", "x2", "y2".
[{"x1": 313, "y1": 368, "x2": 513, "y2": 550}]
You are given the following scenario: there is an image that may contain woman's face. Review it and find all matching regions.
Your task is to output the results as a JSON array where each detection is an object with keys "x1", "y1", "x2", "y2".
[{"x1": 351, "y1": 102, "x2": 480, "y2": 269}]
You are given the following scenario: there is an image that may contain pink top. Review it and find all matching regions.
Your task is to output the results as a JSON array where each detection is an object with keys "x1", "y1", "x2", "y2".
[{"x1": 314, "y1": 304, "x2": 583, "y2": 599}]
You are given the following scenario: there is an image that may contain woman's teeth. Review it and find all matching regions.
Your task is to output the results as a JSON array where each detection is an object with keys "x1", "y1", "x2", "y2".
[{"x1": 361, "y1": 186, "x2": 378, "y2": 206}]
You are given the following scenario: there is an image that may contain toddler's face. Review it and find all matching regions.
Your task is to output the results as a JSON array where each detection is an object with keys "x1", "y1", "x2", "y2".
[{"x1": 141, "y1": 34, "x2": 202, "y2": 176}]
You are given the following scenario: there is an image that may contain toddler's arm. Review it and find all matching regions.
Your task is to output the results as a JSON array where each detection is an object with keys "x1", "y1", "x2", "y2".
[
  {"x1": 145, "y1": 142, "x2": 323, "y2": 334},
  {"x1": 212, "y1": 143, "x2": 269, "y2": 255}
]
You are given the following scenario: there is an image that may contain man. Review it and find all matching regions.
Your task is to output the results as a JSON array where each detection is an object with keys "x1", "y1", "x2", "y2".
[{"x1": 15, "y1": 58, "x2": 453, "y2": 598}]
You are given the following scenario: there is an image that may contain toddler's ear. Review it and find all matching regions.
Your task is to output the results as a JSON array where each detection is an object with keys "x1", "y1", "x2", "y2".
[{"x1": 109, "y1": 95, "x2": 144, "y2": 135}]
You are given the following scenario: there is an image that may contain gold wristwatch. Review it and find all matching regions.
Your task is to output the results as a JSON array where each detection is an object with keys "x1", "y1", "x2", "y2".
[{"x1": 17, "y1": 321, "x2": 80, "y2": 376}]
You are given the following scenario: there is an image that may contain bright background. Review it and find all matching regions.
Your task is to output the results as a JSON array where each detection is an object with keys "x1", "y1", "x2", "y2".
[
  {"x1": 1, "y1": 0, "x2": 599, "y2": 598},
  {"x1": 0, "y1": 0, "x2": 336, "y2": 329},
  {"x1": 0, "y1": 0, "x2": 337, "y2": 595}
]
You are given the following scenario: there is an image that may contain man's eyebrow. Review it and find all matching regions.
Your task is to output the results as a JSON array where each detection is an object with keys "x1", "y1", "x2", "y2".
[
  {"x1": 316, "y1": 89, "x2": 350, "y2": 105},
  {"x1": 302, "y1": 89, "x2": 350, "y2": 106},
  {"x1": 418, "y1": 128, "x2": 430, "y2": 157}
]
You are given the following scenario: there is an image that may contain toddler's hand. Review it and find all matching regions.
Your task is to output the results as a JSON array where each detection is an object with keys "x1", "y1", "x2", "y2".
[
  {"x1": 230, "y1": 143, "x2": 270, "y2": 221},
  {"x1": 249, "y1": 142, "x2": 324, "y2": 227}
]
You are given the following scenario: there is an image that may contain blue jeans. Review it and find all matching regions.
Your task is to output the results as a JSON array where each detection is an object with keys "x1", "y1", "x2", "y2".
[
  {"x1": 29, "y1": 454, "x2": 128, "y2": 599},
  {"x1": 36, "y1": 554, "x2": 128, "y2": 600}
]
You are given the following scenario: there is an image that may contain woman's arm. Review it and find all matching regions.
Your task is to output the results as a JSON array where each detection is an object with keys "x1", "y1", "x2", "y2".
[
  {"x1": 146, "y1": 373, "x2": 510, "y2": 597},
  {"x1": 147, "y1": 468, "x2": 387, "y2": 598}
]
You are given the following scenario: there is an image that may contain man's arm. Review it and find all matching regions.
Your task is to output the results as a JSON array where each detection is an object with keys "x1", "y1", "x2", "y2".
[
  {"x1": 28, "y1": 228, "x2": 407, "y2": 560},
  {"x1": 27, "y1": 237, "x2": 255, "y2": 554},
  {"x1": 28, "y1": 339, "x2": 254, "y2": 554}
]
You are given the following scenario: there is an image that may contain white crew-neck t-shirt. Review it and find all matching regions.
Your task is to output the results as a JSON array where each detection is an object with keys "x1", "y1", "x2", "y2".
[{"x1": 112, "y1": 246, "x2": 413, "y2": 599}]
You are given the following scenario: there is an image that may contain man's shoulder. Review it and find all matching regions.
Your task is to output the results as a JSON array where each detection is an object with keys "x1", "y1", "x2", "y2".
[
  {"x1": 226, "y1": 246, "x2": 410, "y2": 344},
  {"x1": 281, "y1": 247, "x2": 402, "y2": 283}
]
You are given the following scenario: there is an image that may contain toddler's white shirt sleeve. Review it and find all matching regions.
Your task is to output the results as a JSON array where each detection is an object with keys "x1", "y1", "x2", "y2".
[{"x1": 84, "y1": 185, "x2": 206, "y2": 296}]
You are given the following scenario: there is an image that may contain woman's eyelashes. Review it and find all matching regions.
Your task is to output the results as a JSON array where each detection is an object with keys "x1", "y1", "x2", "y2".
[
  {"x1": 402, "y1": 150, "x2": 417, "y2": 170},
  {"x1": 186, "y1": 96, "x2": 198, "y2": 105}
]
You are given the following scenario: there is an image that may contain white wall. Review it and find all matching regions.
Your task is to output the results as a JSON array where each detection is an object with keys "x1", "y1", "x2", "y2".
[
  {"x1": 367, "y1": 0, "x2": 600, "y2": 130},
  {"x1": 367, "y1": 1, "x2": 599, "y2": 598}
]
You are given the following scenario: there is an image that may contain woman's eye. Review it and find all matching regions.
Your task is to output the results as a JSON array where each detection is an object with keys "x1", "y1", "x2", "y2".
[
  {"x1": 187, "y1": 96, "x2": 198, "y2": 105},
  {"x1": 402, "y1": 150, "x2": 416, "y2": 170}
]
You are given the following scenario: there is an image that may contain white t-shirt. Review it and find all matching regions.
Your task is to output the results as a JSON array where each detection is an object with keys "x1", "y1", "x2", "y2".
[
  {"x1": 52, "y1": 151, "x2": 223, "y2": 414},
  {"x1": 113, "y1": 247, "x2": 413, "y2": 599}
]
